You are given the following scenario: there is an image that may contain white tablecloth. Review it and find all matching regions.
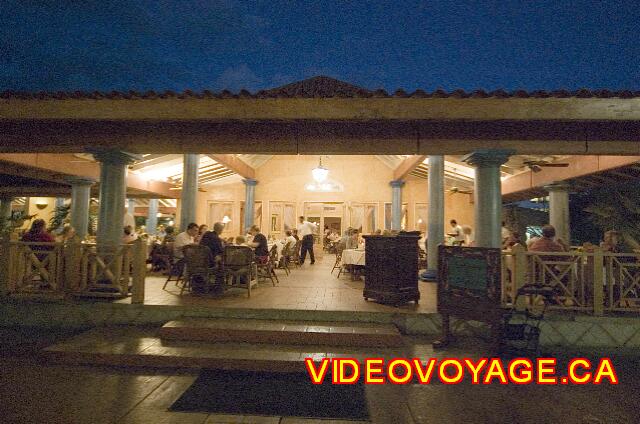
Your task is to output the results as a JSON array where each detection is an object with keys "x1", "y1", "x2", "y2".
[{"x1": 342, "y1": 248, "x2": 365, "y2": 266}]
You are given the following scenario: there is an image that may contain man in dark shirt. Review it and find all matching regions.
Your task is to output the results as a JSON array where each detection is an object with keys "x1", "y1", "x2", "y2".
[
  {"x1": 199, "y1": 222, "x2": 225, "y2": 292},
  {"x1": 200, "y1": 222, "x2": 225, "y2": 264},
  {"x1": 249, "y1": 225, "x2": 269, "y2": 260}
]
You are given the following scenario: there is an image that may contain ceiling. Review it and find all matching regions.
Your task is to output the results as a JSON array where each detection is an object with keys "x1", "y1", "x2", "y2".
[{"x1": 126, "y1": 153, "x2": 571, "y2": 190}]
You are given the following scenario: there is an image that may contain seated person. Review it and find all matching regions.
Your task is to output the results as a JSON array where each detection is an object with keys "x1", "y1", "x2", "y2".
[
  {"x1": 235, "y1": 235, "x2": 247, "y2": 246},
  {"x1": 173, "y1": 223, "x2": 198, "y2": 259},
  {"x1": 529, "y1": 225, "x2": 566, "y2": 253},
  {"x1": 162, "y1": 226, "x2": 176, "y2": 244},
  {"x1": 200, "y1": 222, "x2": 225, "y2": 265},
  {"x1": 21, "y1": 219, "x2": 55, "y2": 262},
  {"x1": 248, "y1": 225, "x2": 269, "y2": 263},
  {"x1": 122, "y1": 225, "x2": 137, "y2": 244},
  {"x1": 284, "y1": 230, "x2": 296, "y2": 248}
]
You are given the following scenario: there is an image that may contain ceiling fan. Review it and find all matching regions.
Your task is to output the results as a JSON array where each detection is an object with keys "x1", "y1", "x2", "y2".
[
  {"x1": 522, "y1": 160, "x2": 569, "y2": 173},
  {"x1": 447, "y1": 186, "x2": 473, "y2": 195},
  {"x1": 69, "y1": 153, "x2": 96, "y2": 163}
]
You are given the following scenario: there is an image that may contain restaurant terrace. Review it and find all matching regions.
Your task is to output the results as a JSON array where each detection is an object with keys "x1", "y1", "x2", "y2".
[{"x1": 1, "y1": 76, "x2": 640, "y2": 351}]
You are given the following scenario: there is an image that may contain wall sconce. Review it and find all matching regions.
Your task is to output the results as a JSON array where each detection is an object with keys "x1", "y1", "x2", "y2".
[{"x1": 35, "y1": 200, "x2": 48, "y2": 210}]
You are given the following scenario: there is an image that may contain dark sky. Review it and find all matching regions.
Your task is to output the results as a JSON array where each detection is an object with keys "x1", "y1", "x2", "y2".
[{"x1": 2, "y1": 1, "x2": 639, "y2": 92}]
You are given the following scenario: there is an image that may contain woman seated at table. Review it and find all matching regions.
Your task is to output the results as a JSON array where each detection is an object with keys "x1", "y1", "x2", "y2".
[
  {"x1": 284, "y1": 230, "x2": 296, "y2": 247},
  {"x1": 56, "y1": 224, "x2": 76, "y2": 243},
  {"x1": 248, "y1": 225, "x2": 269, "y2": 263}
]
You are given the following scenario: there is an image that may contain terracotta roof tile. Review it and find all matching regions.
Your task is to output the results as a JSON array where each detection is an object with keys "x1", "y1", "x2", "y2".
[{"x1": 1, "y1": 76, "x2": 638, "y2": 99}]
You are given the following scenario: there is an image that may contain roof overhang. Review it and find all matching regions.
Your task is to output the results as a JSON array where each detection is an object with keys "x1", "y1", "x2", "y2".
[{"x1": 1, "y1": 97, "x2": 640, "y2": 155}]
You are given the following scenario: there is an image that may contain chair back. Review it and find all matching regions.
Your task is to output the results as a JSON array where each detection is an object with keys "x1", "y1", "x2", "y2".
[
  {"x1": 269, "y1": 244, "x2": 278, "y2": 263},
  {"x1": 224, "y1": 245, "x2": 254, "y2": 267},
  {"x1": 183, "y1": 244, "x2": 212, "y2": 276}
]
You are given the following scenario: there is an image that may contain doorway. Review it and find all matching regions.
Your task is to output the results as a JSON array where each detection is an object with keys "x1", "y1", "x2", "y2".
[{"x1": 304, "y1": 202, "x2": 345, "y2": 255}]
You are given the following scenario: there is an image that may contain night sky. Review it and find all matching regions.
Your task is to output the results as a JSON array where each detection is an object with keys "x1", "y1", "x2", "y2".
[{"x1": 3, "y1": 1, "x2": 639, "y2": 92}]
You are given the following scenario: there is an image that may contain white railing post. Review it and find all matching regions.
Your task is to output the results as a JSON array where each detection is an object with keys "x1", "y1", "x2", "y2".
[
  {"x1": 64, "y1": 237, "x2": 82, "y2": 294},
  {"x1": 131, "y1": 238, "x2": 146, "y2": 304},
  {"x1": 593, "y1": 246, "x2": 604, "y2": 316},
  {"x1": 0, "y1": 236, "x2": 9, "y2": 297},
  {"x1": 512, "y1": 244, "x2": 527, "y2": 308}
]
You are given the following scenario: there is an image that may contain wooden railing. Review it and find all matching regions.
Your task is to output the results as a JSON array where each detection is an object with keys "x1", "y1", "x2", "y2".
[
  {"x1": 0, "y1": 237, "x2": 146, "y2": 303},
  {"x1": 501, "y1": 245, "x2": 640, "y2": 315}
]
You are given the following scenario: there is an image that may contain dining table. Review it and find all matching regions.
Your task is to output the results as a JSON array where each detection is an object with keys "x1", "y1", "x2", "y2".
[{"x1": 341, "y1": 248, "x2": 366, "y2": 281}]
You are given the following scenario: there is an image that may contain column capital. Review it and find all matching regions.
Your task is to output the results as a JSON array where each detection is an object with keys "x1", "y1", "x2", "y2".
[
  {"x1": 462, "y1": 149, "x2": 515, "y2": 167},
  {"x1": 544, "y1": 181, "x2": 571, "y2": 192},
  {"x1": 90, "y1": 150, "x2": 142, "y2": 165},
  {"x1": 390, "y1": 179, "x2": 405, "y2": 188},
  {"x1": 64, "y1": 176, "x2": 96, "y2": 186},
  {"x1": 242, "y1": 178, "x2": 258, "y2": 186}
]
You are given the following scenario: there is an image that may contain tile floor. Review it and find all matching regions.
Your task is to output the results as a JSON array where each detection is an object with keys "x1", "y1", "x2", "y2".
[
  {"x1": 2, "y1": 327, "x2": 640, "y2": 423},
  {"x1": 118, "y1": 255, "x2": 437, "y2": 314}
]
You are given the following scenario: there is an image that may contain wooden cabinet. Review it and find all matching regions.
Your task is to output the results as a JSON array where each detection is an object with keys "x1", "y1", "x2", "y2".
[{"x1": 362, "y1": 234, "x2": 420, "y2": 305}]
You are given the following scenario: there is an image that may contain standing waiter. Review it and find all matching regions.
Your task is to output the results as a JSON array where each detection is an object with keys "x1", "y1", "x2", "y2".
[{"x1": 297, "y1": 216, "x2": 318, "y2": 265}]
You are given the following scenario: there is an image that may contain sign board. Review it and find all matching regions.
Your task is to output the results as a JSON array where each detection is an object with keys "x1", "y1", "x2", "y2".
[{"x1": 436, "y1": 245, "x2": 503, "y2": 342}]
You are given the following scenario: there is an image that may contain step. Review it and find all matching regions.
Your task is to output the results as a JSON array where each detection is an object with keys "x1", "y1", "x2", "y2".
[
  {"x1": 159, "y1": 318, "x2": 405, "y2": 347},
  {"x1": 41, "y1": 326, "x2": 412, "y2": 372}
]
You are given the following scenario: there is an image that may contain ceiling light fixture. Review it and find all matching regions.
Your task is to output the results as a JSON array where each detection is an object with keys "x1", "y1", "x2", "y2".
[{"x1": 311, "y1": 157, "x2": 329, "y2": 182}]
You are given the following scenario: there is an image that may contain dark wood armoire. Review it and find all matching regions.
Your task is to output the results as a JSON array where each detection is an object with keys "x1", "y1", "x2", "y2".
[{"x1": 362, "y1": 234, "x2": 420, "y2": 305}]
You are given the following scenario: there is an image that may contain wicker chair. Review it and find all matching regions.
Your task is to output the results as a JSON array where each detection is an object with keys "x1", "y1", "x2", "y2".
[
  {"x1": 182, "y1": 244, "x2": 215, "y2": 295},
  {"x1": 256, "y1": 244, "x2": 279, "y2": 286},
  {"x1": 223, "y1": 245, "x2": 257, "y2": 297},
  {"x1": 418, "y1": 248, "x2": 427, "y2": 270},
  {"x1": 278, "y1": 241, "x2": 292, "y2": 275},
  {"x1": 287, "y1": 240, "x2": 302, "y2": 268},
  {"x1": 162, "y1": 242, "x2": 186, "y2": 290}
]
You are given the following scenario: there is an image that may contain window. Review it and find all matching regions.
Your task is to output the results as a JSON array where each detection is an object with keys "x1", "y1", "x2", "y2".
[
  {"x1": 349, "y1": 202, "x2": 378, "y2": 234},
  {"x1": 415, "y1": 203, "x2": 428, "y2": 233},
  {"x1": 384, "y1": 202, "x2": 408, "y2": 231}
]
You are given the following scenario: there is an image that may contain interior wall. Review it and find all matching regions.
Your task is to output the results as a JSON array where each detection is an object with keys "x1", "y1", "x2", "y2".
[
  {"x1": 195, "y1": 155, "x2": 476, "y2": 237},
  {"x1": 25, "y1": 197, "x2": 58, "y2": 230}
]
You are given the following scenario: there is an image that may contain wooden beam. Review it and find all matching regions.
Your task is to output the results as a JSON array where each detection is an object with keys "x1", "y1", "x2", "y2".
[
  {"x1": 206, "y1": 154, "x2": 255, "y2": 179},
  {"x1": 393, "y1": 155, "x2": 427, "y2": 180},
  {"x1": 2, "y1": 119, "x2": 639, "y2": 155},
  {"x1": 502, "y1": 155, "x2": 640, "y2": 196}
]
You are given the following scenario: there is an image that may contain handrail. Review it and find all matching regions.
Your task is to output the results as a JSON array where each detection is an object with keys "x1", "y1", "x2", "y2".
[
  {"x1": 0, "y1": 238, "x2": 147, "y2": 303},
  {"x1": 501, "y1": 245, "x2": 640, "y2": 315}
]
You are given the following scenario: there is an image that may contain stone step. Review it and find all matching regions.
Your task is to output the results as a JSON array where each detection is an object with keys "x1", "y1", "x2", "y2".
[
  {"x1": 159, "y1": 318, "x2": 405, "y2": 347},
  {"x1": 41, "y1": 326, "x2": 412, "y2": 372}
]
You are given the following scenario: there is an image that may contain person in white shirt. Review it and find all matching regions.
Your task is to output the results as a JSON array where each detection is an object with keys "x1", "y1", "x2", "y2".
[
  {"x1": 461, "y1": 225, "x2": 474, "y2": 247},
  {"x1": 447, "y1": 219, "x2": 465, "y2": 245},
  {"x1": 284, "y1": 230, "x2": 297, "y2": 249},
  {"x1": 173, "y1": 222, "x2": 199, "y2": 259},
  {"x1": 501, "y1": 221, "x2": 511, "y2": 244},
  {"x1": 297, "y1": 216, "x2": 317, "y2": 264}
]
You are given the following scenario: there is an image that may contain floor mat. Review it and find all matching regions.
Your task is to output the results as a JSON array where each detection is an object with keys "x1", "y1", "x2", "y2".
[{"x1": 170, "y1": 369, "x2": 369, "y2": 420}]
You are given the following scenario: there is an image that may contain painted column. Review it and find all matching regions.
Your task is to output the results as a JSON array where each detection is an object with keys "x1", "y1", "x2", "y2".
[
  {"x1": 0, "y1": 196, "x2": 13, "y2": 220},
  {"x1": 55, "y1": 197, "x2": 66, "y2": 209},
  {"x1": 93, "y1": 151, "x2": 140, "y2": 248},
  {"x1": 390, "y1": 180, "x2": 405, "y2": 231},
  {"x1": 421, "y1": 155, "x2": 444, "y2": 281},
  {"x1": 179, "y1": 154, "x2": 199, "y2": 230},
  {"x1": 65, "y1": 177, "x2": 94, "y2": 239},
  {"x1": 243, "y1": 179, "x2": 258, "y2": 233},
  {"x1": 127, "y1": 199, "x2": 135, "y2": 215},
  {"x1": 546, "y1": 182, "x2": 570, "y2": 244},
  {"x1": 463, "y1": 149, "x2": 514, "y2": 248},
  {"x1": 147, "y1": 199, "x2": 159, "y2": 236}
]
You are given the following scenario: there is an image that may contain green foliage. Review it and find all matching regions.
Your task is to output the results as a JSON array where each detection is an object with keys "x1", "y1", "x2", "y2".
[
  {"x1": 583, "y1": 186, "x2": 640, "y2": 249},
  {"x1": 0, "y1": 210, "x2": 37, "y2": 236},
  {"x1": 48, "y1": 204, "x2": 71, "y2": 231}
]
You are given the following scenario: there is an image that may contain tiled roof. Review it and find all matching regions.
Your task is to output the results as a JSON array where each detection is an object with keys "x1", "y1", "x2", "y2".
[{"x1": 2, "y1": 76, "x2": 639, "y2": 99}]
